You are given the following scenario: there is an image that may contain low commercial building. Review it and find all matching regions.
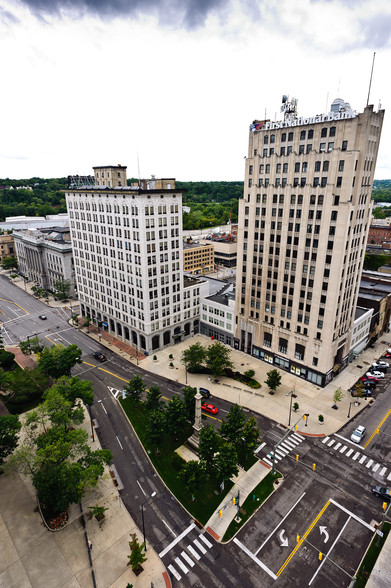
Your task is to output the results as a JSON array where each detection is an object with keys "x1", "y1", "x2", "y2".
[
  {"x1": 13, "y1": 227, "x2": 76, "y2": 295},
  {"x1": 349, "y1": 306, "x2": 373, "y2": 360},
  {"x1": 200, "y1": 277, "x2": 235, "y2": 346},
  {"x1": 0, "y1": 233, "x2": 15, "y2": 262},
  {"x1": 183, "y1": 242, "x2": 214, "y2": 274}
]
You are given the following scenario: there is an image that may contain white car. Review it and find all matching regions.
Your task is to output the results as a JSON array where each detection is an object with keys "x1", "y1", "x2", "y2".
[
  {"x1": 367, "y1": 370, "x2": 385, "y2": 378},
  {"x1": 351, "y1": 425, "x2": 366, "y2": 444},
  {"x1": 374, "y1": 361, "x2": 389, "y2": 368}
]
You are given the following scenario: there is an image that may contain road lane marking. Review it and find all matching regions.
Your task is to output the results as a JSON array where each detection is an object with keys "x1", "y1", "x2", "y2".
[
  {"x1": 136, "y1": 480, "x2": 146, "y2": 496},
  {"x1": 116, "y1": 436, "x2": 123, "y2": 450},
  {"x1": 233, "y1": 538, "x2": 277, "y2": 580},
  {"x1": 168, "y1": 564, "x2": 181, "y2": 581},
  {"x1": 277, "y1": 501, "x2": 331, "y2": 577},
  {"x1": 159, "y1": 523, "x2": 196, "y2": 557},
  {"x1": 199, "y1": 534, "x2": 213, "y2": 548},
  {"x1": 193, "y1": 538, "x2": 206, "y2": 554},
  {"x1": 162, "y1": 519, "x2": 176, "y2": 537},
  {"x1": 100, "y1": 403, "x2": 107, "y2": 414},
  {"x1": 309, "y1": 516, "x2": 351, "y2": 586},
  {"x1": 329, "y1": 498, "x2": 375, "y2": 531},
  {"x1": 255, "y1": 442, "x2": 266, "y2": 453},
  {"x1": 0, "y1": 298, "x2": 29, "y2": 314},
  {"x1": 181, "y1": 551, "x2": 195, "y2": 567},
  {"x1": 97, "y1": 367, "x2": 129, "y2": 382},
  {"x1": 255, "y1": 492, "x2": 306, "y2": 555},
  {"x1": 364, "y1": 408, "x2": 391, "y2": 448},
  {"x1": 187, "y1": 545, "x2": 200, "y2": 560},
  {"x1": 175, "y1": 556, "x2": 189, "y2": 575},
  {"x1": 46, "y1": 336, "x2": 59, "y2": 346}
]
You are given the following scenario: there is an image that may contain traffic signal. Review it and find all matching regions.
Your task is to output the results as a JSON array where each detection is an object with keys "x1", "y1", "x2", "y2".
[
  {"x1": 303, "y1": 415, "x2": 307, "y2": 422},
  {"x1": 296, "y1": 454, "x2": 299, "y2": 462},
  {"x1": 219, "y1": 510, "x2": 223, "y2": 518},
  {"x1": 318, "y1": 552, "x2": 323, "y2": 561},
  {"x1": 232, "y1": 497, "x2": 236, "y2": 505},
  {"x1": 383, "y1": 502, "x2": 387, "y2": 511}
]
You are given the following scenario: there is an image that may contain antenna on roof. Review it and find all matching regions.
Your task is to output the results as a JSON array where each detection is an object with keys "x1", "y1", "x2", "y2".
[
  {"x1": 137, "y1": 152, "x2": 141, "y2": 187},
  {"x1": 366, "y1": 52, "x2": 376, "y2": 107}
]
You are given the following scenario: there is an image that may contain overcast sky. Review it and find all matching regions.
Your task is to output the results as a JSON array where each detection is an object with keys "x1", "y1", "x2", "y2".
[{"x1": 1, "y1": 0, "x2": 390, "y2": 181}]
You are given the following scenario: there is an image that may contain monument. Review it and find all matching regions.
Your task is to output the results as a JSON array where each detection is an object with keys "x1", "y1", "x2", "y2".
[{"x1": 187, "y1": 388, "x2": 203, "y2": 450}]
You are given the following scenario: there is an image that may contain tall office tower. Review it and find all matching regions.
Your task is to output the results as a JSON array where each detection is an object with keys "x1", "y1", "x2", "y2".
[
  {"x1": 65, "y1": 166, "x2": 201, "y2": 354},
  {"x1": 234, "y1": 98, "x2": 384, "y2": 386}
]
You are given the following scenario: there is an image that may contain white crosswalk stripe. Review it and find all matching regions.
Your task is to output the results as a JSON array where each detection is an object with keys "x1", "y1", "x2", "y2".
[
  {"x1": 200, "y1": 534, "x2": 213, "y2": 548},
  {"x1": 193, "y1": 539, "x2": 207, "y2": 555},
  {"x1": 359, "y1": 455, "x2": 367, "y2": 464},
  {"x1": 346, "y1": 448, "x2": 354, "y2": 457},
  {"x1": 318, "y1": 436, "x2": 390, "y2": 480},
  {"x1": 380, "y1": 467, "x2": 387, "y2": 476},
  {"x1": 328, "y1": 439, "x2": 335, "y2": 447},
  {"x1": 334, "y1": 442, "x2": 341, "y2": 450},
  {"x1": 322, "y1": 436, "x2": 330, "y2": 444},
  {"x1": 288, "y1": 437, "x2": 301, "y2": 446},
  {"x1": 373, "y1": 463, "x2": 380, "y2": 472},
  {"x1": 387, "y1": 472, "x2": 391, "y2": 481},
  {"x1": 181, "y1": 551, "x2": 195, "y2": 567},
  {"x1": 263, "y1": 457, "x2": 273, "y2": 466},
  {"x1": 168, "y1": 564, "x2": 181, "y2": 581},
  {"x1": 353, "y1": 452, "x2": 360, "y2": 460},
  {"x1": 293, "y1": 433, "x2": 305, "y2": 440},
  {"x1": 283, "y1": 440, "x2": 297, "y2": 449},
  {"x1": 187, "y1": 545, "x2": 201, "y2": 560},
  {"x1": 339, "y1": 445, "x2": 347, "y2": 454},
  {"x1": 175, "y1": 557, "x2": 189, "y2": 575},
  {"x1": 366, "y1": 459, "x2": 374, "y2": 469}
]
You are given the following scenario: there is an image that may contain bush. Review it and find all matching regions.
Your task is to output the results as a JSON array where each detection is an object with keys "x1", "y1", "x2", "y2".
[
  {"x1": 244, "y1": 369, "x2": 255, "y2": 379},
  {"x1": 171, "y1": 452, "x2": 186, "y2": 471}
]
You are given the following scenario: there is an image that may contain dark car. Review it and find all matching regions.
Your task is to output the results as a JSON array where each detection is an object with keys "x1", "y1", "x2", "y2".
[
  {"x1": 201, "y1": 403, "x2": 218, "y2": 415},
  {"x1": 199, "y1": 387, "x2": 211, "y2": 399},
  {"x1": 373, "y1": 486, "x2": 391, "y2": 501},
  {"x1": 93, "y1": 351, "x2": 107, "y2": 362},
  {"x1": 39, "y1": 314, "x2": 47, "y2": 320},
  {"x1": 359, "y1": 379, "x2": 377, "y2": 389},
  {"x1": 350, "y1": 388, "x2": 372, "y2": 398}
]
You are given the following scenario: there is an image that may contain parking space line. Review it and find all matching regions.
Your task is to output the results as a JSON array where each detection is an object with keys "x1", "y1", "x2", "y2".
[
  {"x1": 255, "y1": 492, "x2": 306, "y2": 555},
  {"x1": 233, "y1": 538, "x2": 277, "y2": 580},
  {"x1": 276, "y1": 501, "x2": 331, "y2": 577},
  {"x1": 308, "y1": 516, "x2": 351, "y2": 585}
]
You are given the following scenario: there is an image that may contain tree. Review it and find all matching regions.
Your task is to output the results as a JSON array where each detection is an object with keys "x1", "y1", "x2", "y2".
[
  {"x1": 240, "y1": 417, "x2": 260, "y2": 461},
  {"x1": 38, "y1": 344, "x2": 82, "y2": 379},
  {"x1": 127, "y1": 533, "x2": 147, "y2": 571},
  {"x1": 215, "y1": 443, "x2": 239, "y2": 483},
  {"x1": 181, "y1": 343, "x2": 206, "y2": 372},
  {"x1": 43, "y1": 376, "x2": 94, "y2": 407},
  {"x1": 53, "y1": 278, "x2": 70, "y2": 301},
  {"x1": 165, "y1": 395, "x2": 187, "y2": 439},
  {"x1": 84, "y1": 316, "x2": 91, "y2": 332},
  {"x1": 0, "y1": 349, "x2": 15, "y2": 369},
  {"x1": 0, "y1": 256, "x2": 17, "y2": 270},
  {"x1": 4, "y1": 366, "x2": 48, "y2": 408},
  {"x1": 198, "y1": 424, "x2": 220, "y2": 472},
  {"x1": 265, "y1": 369, "x2": 282, "y2": 395},
  {"x1": 220, "y1": 404, "x2": 246, "y2": 444},
  {"x1": 178, "y1": 460, "x2": 208, "y2": 498},
  {"x1": 0, "y1": 415, "x2": 21, "y2": 466},
  {"x1": 19, "y1": 335, "x2": 44, "y2": 356},
  {"x1": 71, "y1": 313, "x2": 79, "y2": 326},
  {"x1": 124, "y1": 374, "x2": 145, "y2": 403},
  {"x1": 205, "y1": 341, "x2": 233, "y2": 378},
  {"x1": 144, "y1": 385, "x2": 163, "y2": 411},
  {"x1": 333, "y1": 387, "x2": 344, "y2": 408},
  {"x1": 182, "y1": 386, "x2": 197, "y2": 421},
  {"x1": 145, "y1": 409, "x2": 166, "y2": 453}
]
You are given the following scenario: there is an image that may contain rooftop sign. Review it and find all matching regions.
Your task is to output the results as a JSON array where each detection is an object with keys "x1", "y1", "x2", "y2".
[{"x1": 251, "y1": 110, "x2": 357, "y2": 132}]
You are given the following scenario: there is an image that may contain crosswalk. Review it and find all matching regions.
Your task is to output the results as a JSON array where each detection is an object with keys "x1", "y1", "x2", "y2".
[
  {"x1": 162, "y1": 527, "x2": 214, "y2": 582},
  {"x1": 261, "y1": 432, "x2": 305, "y2": 467},
  {"x1": 322, "y1": 436, "x2": 391, "y2": 481}
]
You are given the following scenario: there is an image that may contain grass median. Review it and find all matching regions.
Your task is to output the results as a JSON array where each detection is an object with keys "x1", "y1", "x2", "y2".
[
  {"x1": 222, "y1": 470, "x2": 282, "y2": 542},
  {"x1": 120, "y1": 397, "x2": 234, "y2": 525},
  {"x1": 354, "y1": 521, "x2": 391, "y2": 587}
]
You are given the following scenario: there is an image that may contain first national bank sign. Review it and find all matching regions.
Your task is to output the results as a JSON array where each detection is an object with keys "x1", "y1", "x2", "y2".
[{"x1": 251, "y1": 110, "x2": 357, "y2": 132}]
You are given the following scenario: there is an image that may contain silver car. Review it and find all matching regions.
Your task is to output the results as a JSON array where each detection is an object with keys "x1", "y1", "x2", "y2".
[{"x1": 351, "y1": 425, "x2": 366, "y2": 444}]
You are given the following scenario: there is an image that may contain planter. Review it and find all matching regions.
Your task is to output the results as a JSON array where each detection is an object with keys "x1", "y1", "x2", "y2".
[{"x1": 132, "y1": 565, "x2": 144, "y2": 576}]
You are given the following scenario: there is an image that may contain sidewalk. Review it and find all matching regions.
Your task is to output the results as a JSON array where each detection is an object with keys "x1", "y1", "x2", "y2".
[{"x1": 0, "y1": 409, "x2": 170, "y2": 588}]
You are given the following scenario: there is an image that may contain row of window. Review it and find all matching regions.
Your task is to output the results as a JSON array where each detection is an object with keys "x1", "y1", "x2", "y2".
[
  {"x1": 262, "y1": 127, "x2": 337, "y2": 145},
  {"x1": 258, "y1": 140, "x2": 348, "y2": 158},
  {"x1": 254, "y1": 160, "x2": 345, "y2": 175}
]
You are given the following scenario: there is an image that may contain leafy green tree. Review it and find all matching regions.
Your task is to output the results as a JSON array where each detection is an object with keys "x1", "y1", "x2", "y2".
[
  {"x1": 53, "y1": 278, "x2": 70, "y2": 301},
  {"x1": 42, "y1": 389, "x2": 84, "y2": 430},
  {"x1": 124, "y1": 374, "x2": 145, "y2": 403},
  {"x1": 198, "y1": 424, "x2": 220, "y2": 472},
  {"x1": 333, "y1": 387, "x2": 344, "y2": 408},
  {"x1": 144, "y1": 385, "x2": 163, "y2": 411},
  {"x1": 265, "y1": 369, "x2": 282, "y2": 395},
  {"x1": 127, "y1": 533, "x2": 147, "y2": 570},
  {"x1": 220, "y1": 404, "x2": 247, "y2": 444},
  {"x1": 0, "y1": 349, "x2": 15, "y2": 369},
  {"x1": 0, "y1": 256, "x2": 17, "y2": 270},
  {"x1": 5, "y1": 366, "x2": 48, "y2": 408},
  {"x1": 178, "y1": 460, "x2": 208, "y2": 497},
  {"x1": 19, "y1": 335, "x2": 44, "y2": 356},
  {"x1": 205, "y1": 341, "x2": 233, "y2": 378},
  {"x1": 215, "y1": 443, "x2": 239, "y2": 483},
  {"x1": 181, "y1": 343, "x2": 206, "y2": 372},
  {"x1": 145, "y1": 409, "x2": 166, "y2": 453},
  {"x1": 84, "y1": 316, "x2": 91, "y2": 332},
  {"x1": 165, "y1": 395, "x2": 187, "y2": 439},
  {"x1": 43, "y1": 376, "x2": 94, "y2": 406},
  {"x1": 182, "y1": 386, "x2": 197, "y2": 421},
  {"x1": 71, "y1": 313, "x2": 79, "y2": 325},
  {"x1": 240, "y1": 417, "x2": 260, "y2": 460},
  {"x1": 38, "y1": 344, "x2": 82, "y2": 379},
  {"x1": 0, "y1": 415, "x2": 21, "y2": 465}
]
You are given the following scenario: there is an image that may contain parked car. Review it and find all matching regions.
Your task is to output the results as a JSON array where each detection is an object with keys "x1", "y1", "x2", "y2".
[
  {"x1": 372, "y1": 486, "x2": 391, "y2": 501},
  {"x1": 93, "y1": 351, "x2": 107, "y2": 362},
  {"x1": 359, "y1": 379, "x2": 377, "y2": 389},
  {"x1": 350, "y1": 388, "x2": 372, "y2": 398},
  {"x1": 199, "y1": 387, "x2": 211, "y2": 399},
  {"x1": 385, "y1": 353, "x2": 391, "y2": 359},
  {"x1": 39, "y1": 314, "x2": 47, "y2": 320},
  {"x1": 374, "y1": 360, "x2": 389, "y2": 368},
  {"x1": 360, "y1": 374, "x2": 379, "y2": 382},
  {"x1": 201, "y1": 403, "x2": 218, "y2": 415},
  {"x1": 371, "y1": 363, "x2": 387, "y2": 373},
  {"x1": 367, "y1": 370, "x2": 385, "y2": 378},
  {"x1": 351, "y1": 425, "x2": 366, "y2": 444}
]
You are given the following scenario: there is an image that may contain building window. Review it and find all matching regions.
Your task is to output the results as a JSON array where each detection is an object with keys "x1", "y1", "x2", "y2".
[
  {"x1": 295, "y1": 343, "x2": 305, "y2": 361},
  {"x1": 342, "y1": 140, "x2": 348, "y2": 151},
  {"x1": 339, "y1": 160, "x2": 345, "y2": 171},
  {"x1": 329, "y1": 126, "x2": 336, "y2": 137},
  {"x1": 336, "y1": 177, "x2": 342, "y2": 187},
  {"x1": 279, "y1": 338, "x2": 288, "y2": 354},
  {"x1": 321, "y1": 128, "x2": 327, "y2": 137},
  {"x1": 315, "y1": 161, "x2": 321, "y2": 172},
  {"x1": 288, "y1": 132, "x2": 293, "y2": 142},
  {"x1": 320, "y1": 143, "x2": 326, "y2": 152}
]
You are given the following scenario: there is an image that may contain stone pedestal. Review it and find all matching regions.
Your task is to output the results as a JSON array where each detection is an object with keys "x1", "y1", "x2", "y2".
[{"x1": 187, "y1": 389, "x2": 203, "y2": 450}]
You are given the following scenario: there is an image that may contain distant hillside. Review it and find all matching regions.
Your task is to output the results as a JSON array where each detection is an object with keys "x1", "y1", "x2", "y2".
[{"x1": 372, "y1": 179, "x2": 391, "y2": 203}]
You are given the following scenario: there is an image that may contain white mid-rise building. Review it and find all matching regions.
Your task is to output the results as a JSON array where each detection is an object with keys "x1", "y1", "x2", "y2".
[{"x1": 65, "y1": 166, "x2": 200, "y2": 354}]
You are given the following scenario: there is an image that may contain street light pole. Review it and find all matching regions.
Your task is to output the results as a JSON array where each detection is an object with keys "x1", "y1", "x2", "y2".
[
  {"x1": 288, "y1": 388, "x2": 296, "y2": 427},
  {"x1": 304, "y1": 413, "x2": 309, "y2": 427},
  {"x1": 141, "y1": 492, "x2": 156, "y2": 551}
]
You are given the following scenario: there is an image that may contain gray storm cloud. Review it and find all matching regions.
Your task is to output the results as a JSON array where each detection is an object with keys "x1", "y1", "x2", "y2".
[{"x1": 16, "y1": 0, "x2": 231, "y2": 28}]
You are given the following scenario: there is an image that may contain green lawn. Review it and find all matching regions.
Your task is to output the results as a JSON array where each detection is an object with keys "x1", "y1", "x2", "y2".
[
  {"x1": 222, "y1": 471, "x2": 282, "y2": 542},
  {"x1": 355, "y1": 522, "x2": 391, "y2": 587},
  {"x1": 120, "y1": 398, "x2": 233, "y2": 524}
]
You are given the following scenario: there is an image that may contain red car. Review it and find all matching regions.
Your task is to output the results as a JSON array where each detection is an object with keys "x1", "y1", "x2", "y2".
[
  {"x1": 201, "y1": 403, "x2": 218, "y2": 415},
  {"x1": 360, "y1": 375, "x2": 379, "y2": 382}
]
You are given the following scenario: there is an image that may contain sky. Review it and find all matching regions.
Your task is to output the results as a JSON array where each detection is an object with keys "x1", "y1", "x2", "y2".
[{"x1": 1, "y1": 0, "x2": 390, "y2": 181}]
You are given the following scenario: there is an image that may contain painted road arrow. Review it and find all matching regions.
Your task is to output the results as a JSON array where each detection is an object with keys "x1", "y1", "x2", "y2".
[
  {"x1": 279, "y1": 529, "x2": 289, "y2": 547},
  {"x1": 319, "y1": 526, "x2": 329, "y2": 543}
]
